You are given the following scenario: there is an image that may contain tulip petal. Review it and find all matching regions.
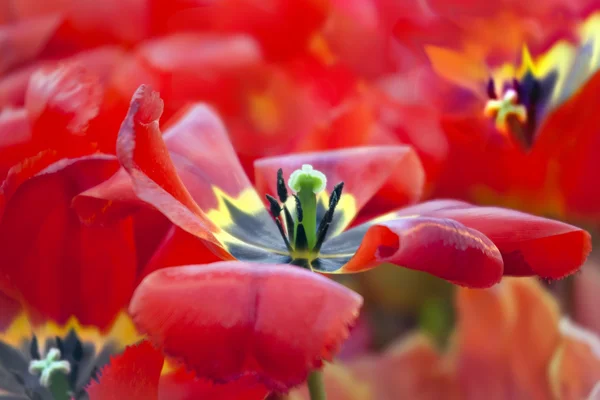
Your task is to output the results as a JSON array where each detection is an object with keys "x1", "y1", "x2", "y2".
[
  {"x1": 343, "y1": 200, "x2": 591, "y2": 279},
  {"x1": 402, "y1": 201, "x2": 591, "y2": 278},
  {"x1": 87, "y1": 341, "x2": 164, "y2": 400},
  {"x1": 0, "y1": 154, "x2": 137, "y2": 329},
  {"x1": 316, "y1": 215, "x2": 503, "y2": 288},
  {"x1": 117, "y1": 86, "x2": 288, "y2": 258},
  {"x1": 129, "y1": 262, "x2": 363, "y2": 391},
  {"x1": 26, "y1": 63, "x2": 102, "y2": 149},
  {"x1": 0, "y1": 107, "x2": 31, "y2": 179},
  {"x1": 254, "y1": 146, "x2": 425, "y2": 237},
  {"x1": 159, "y1": 368, "x2": 269, "y2": 400}
]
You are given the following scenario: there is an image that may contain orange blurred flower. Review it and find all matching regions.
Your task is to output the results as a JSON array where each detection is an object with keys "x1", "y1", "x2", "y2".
[{"x1": 290, "y1": 278, "x2": 600, "y2": 399}]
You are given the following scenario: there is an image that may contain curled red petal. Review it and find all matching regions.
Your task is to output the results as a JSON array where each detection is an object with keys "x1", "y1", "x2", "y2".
[
  {"x1": 422, "y1": 205, "x2": 592, "y2": 278},
  {"x1": 339, "y1": 216, "x2": 504, "y2": 288},
  {"x1": 87, "y1": 341, "x2": 164, "y2": 400},
  {"x1": 116, "y1": 85, "x2": 221, "y2": 246},
  {"x1": 129, "y1": 262, "x2": 363, "y2": 391}
]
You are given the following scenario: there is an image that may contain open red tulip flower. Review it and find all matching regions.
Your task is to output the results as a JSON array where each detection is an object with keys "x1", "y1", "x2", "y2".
[
  {"x1": 97, "y1": 84, "x2": 593, "y2": 395},
  {"x1": 0, "y1": 62, "x2": 148, "y2": 331},
  {"x1": 417, "y1": 11, "x2": 600, "y2": 223}
]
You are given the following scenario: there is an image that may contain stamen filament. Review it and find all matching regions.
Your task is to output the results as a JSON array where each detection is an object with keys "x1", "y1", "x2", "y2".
[
  {"x1": 283, "y1": 206, "x2": 295, "y2": 243},
  {"x1": 265, "y1": 194, "x2": 293, "y2": 252}
]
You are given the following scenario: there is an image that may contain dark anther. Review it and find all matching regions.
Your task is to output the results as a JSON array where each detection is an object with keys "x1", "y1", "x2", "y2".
[
  {"x1": 295, "y1": 223, "x2": 309, "y2": 252},
  {"x1": 294, "y1": 195, "x2": 303, "y2": 222},
  {"x1": 486, "y1": 78, "x2": 497, "y2": 99},
  {"x1": 72, "y1": 338, "x2": 83, "y2": 362},
  {"x1": 276, "y1": 168, "x2": 288, "y2": 203},
  {"x1": 55, "y1": 336, "x2": 64, "y2": 355},
  {"x1": 265, "y1": 194, "x2": 293, "y2": 252},
  {"x1": 329, "y1": 182, "x2": 344, "y2": 208},
  {"x1": 313, "y1": 182, "x2": 344, "y2": 253},
  {"x1": 266, "y1": 194, "x2": 282, "y2": 216},
  {"x1": 29, "y1": 335, "x2": 40, "y2": 360}
]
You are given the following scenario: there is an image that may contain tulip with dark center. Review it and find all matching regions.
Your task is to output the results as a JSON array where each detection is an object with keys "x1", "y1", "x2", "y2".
[
  {"x1": 82, "y1": 85, "x2": 590, "y2": 397},
  {"x1": 0, "y1": 315, "x2": 137, "y2": 400}
]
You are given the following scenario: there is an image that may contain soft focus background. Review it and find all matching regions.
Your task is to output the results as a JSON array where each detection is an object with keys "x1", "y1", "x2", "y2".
[{"x1": 3, "y1": 0, "x2": 600, "y2": 398}]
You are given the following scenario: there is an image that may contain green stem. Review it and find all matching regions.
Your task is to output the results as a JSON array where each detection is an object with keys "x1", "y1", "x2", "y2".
[
  {"x1": 307, "y1": 370, "x2": 327, "y2": 400},
  {"x1": 297, "y1": 189, "x2": 317, "y2": 249},
  {"x1": 49, "y1": 373, "x2": 70, "y2": 400}
]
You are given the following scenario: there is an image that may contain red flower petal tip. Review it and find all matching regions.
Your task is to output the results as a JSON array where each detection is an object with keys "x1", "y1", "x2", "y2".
[
  {"x1": 130, "y1": 84, "x2": 164, "y2": 126},
  {"x1": 129, "y1": 262, "x2": 363, "y2": 392},
  {"x1": 87, "y1": 341, "x2": 164, "y2": 400}
]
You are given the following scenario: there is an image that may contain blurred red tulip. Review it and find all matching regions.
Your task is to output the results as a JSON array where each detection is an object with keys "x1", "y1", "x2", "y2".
[{"x1": 396, "y1": 8, "x2": 600, "y2": 224}]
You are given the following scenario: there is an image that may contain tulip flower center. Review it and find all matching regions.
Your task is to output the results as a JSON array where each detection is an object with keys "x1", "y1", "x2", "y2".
[
  {"x1": 29, "y1": 347, "x2": 71, "y2": 400},
  {"x1": 265, "y1": 165, "x2": 344, "y2": 269},
  {"x1": 484, "y1": 72, "x2": 556, "y2": 150},
  {"x1": 0, "y1": 330, "x2": 115, "y2": 400}
]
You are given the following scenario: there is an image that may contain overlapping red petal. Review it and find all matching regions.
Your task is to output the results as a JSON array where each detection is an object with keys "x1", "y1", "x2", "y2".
[
  {"x1": 129, "y1": 261, "x2": 363, "y2": 391},
  {"x1": 339, "y1": 216, "x2": 504, "y2": 288},
  {"x1": 0, "y1": 62, "x2": 141, "y2": 329},
  {"x1": 395, "y1": 200, "x2": 592, "y2": 278},
  {"x1": 87, "y1": 341, "x2": 164, "y2": 400}
]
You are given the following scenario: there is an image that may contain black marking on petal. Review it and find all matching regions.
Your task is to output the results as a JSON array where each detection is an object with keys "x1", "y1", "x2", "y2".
[
  {"x1": 312, "y1": 256, "x2": 353, "y2": 273},
  {"x1": 226, "y1": 242, "x2": 292, "y2": 263},
  {"x1": 220, "y1": 197, "x2": 288, "y2": 252},
  {"x1": 319, "y1": 222, "x2": 369, "y2": 256}
]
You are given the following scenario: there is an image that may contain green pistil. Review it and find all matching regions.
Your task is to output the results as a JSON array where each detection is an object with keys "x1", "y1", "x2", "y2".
[
  {"x1": 288, "y1": 164, "x2": 327, "y2": 249},
  {"x1": 267, "y1": 166, "x2": 343, "y2": 266},
  {"x1": 29, "y1": 347, "x2": 71, "y2": 400}
]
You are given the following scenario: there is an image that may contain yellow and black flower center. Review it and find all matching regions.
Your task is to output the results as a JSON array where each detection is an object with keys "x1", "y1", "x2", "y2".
[
  {"x1": 265, "y1": 166, "x2": 344, "y2": 269},
  {"x1": 0, "y1": 329, "x2": 116, "y2": 400},
  {"x1": 484, "y1": 72, "x2": 557, "y2": 150}
]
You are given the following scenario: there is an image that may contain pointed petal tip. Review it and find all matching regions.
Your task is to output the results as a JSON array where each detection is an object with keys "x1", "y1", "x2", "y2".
[
  {"x1": 129, "y1": 262, "x2": 363, "y2": 391},
  {"x1": 129, "y1": 84, "x2": 164, "y2": 126}
]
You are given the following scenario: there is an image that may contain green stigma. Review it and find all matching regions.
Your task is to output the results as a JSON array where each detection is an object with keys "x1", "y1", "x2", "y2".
[
  {"x1": 288, "y1": 164, "x2": 327, "y2": 194},
  {"x1": 29, "y1": 347, "x2": 71, "y2": 400},
  {"x1": 266, "y1": 166, "x2": 343, "y2": 268}
]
